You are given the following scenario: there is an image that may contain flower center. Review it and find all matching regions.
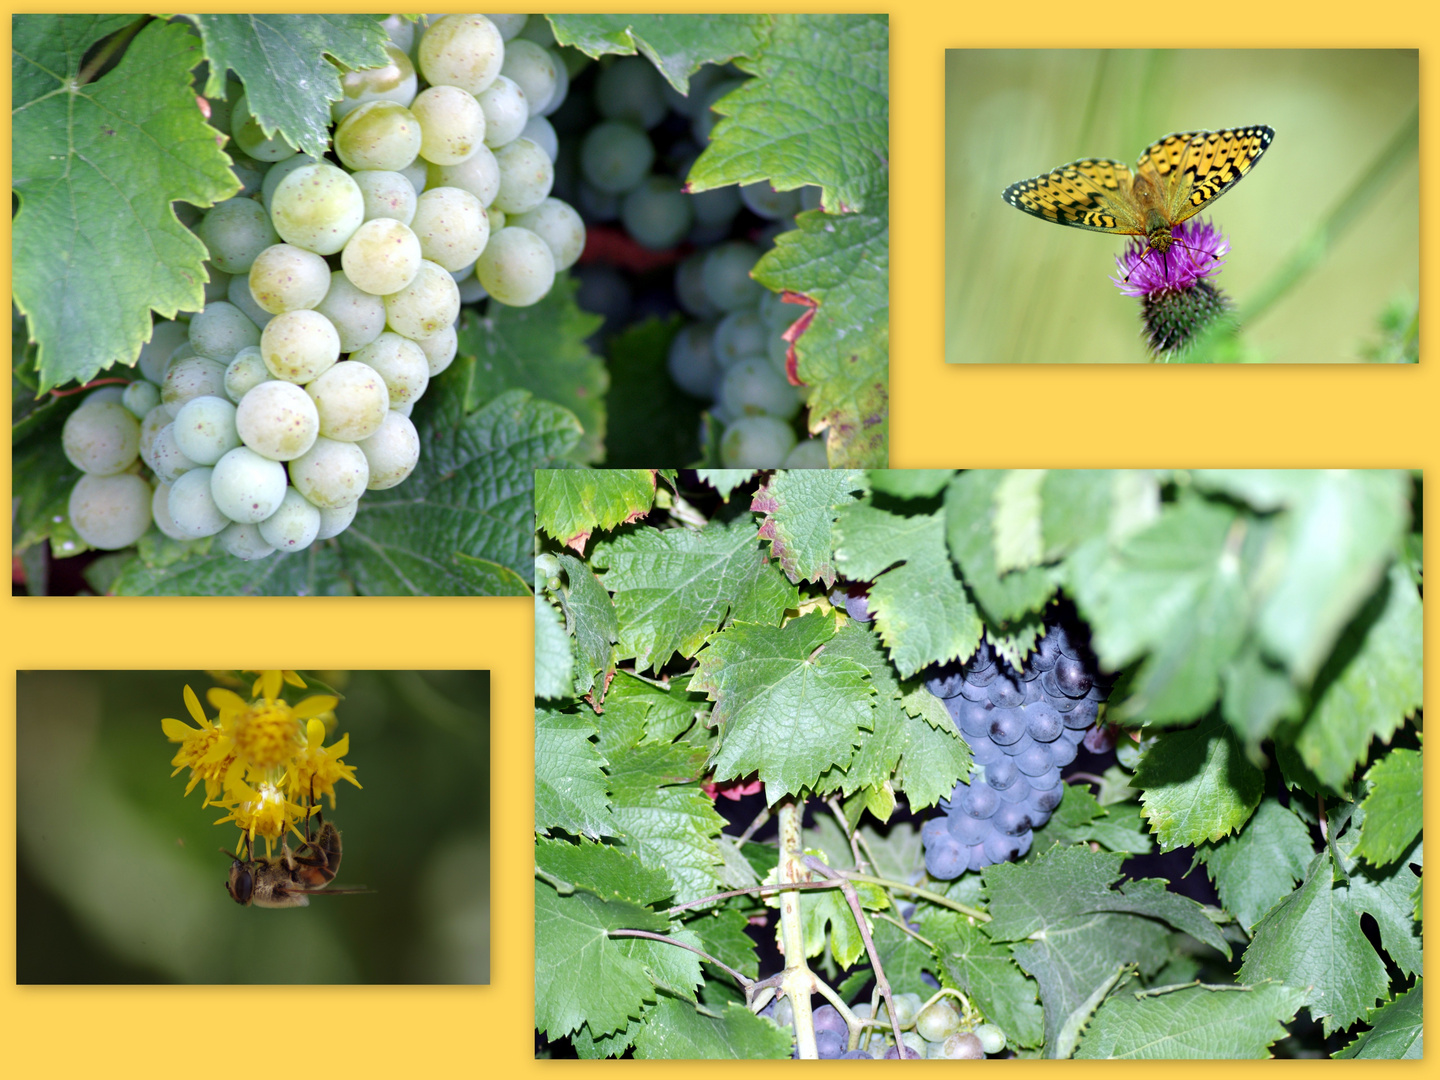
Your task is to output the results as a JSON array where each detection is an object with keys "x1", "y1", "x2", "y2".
[{"x1": 233, "y1": 701, "x2": 301, "y2": 767}]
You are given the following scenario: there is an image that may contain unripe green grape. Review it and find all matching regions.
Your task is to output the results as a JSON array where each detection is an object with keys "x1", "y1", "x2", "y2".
[
  {"x1": 137, "y1": 319, "x2": 190, "y2": 384},
  {"x1": 509, "y1": 201, "x2": 581, "y2": 272},
  {"x1": 235, "y1": 380, "x2": 320, "y2": 461},
  {"x1": 380, "y1": 14, "x2": 414, "y2": 53},
  {"x1": 217, "y1": 520, "x2": 276, "y2": 560},
  {"x1": 226, "y1": 274, "x2": 271, "y2": 330},
  {"x1": 595, "y1": 56, "x2": 666, "y2": 129},
  {"x1": 81, "y1": 385, "x2": 126, "y2": 408},
  {"x1": 690, "y1": 182, "x2": 743, "y2": 234},
  {"x1": 63, "y1": 401, "x2": 141, "y2": 475},
  {"x1": 333, "y1": 42, "x2": 418, "y2": 121},
  {"x1": 209, "y1": 445, "x2": 287, "y2": 523},
  {"x1": 197, "y1": 196, "x2": 280, "y2": 273},
  {"x1": 914, "y1": 998, "x2": 962, "y2": 1043},
  {"x1": 315, "y1": 498, "x2": 359, "y2": 541},
  {"x1": 721, "y1": 415, "x2": 797, "y2": 468},
  {"x1": 703, "y1": 241, "x2": 764, "y2": 311},
  {"x1": 399, "y1": 158, "x2": 429, "y2": 196},
  {"x1": 410, "y1": 186, "x2": 489, "y2": 271},
  {"x1": 260, "y1": 153, "x2": 322, "y2": 212},
  {"x1": 714, "y1": 309, "x2": 767, "y2": 368},
  {"x1": 270, "y1": 163, "x2": 366, "y2": 256},
  {"x1": 500, "y1": 40, "x2": 557, "y2": 116},
  {"x1": 305, "y1": 360, "x2": 390, "y2": 441},
  {"x1": 487, "y1": 206, "x2": 506, "y2": 232},
  {"x1": 166, "y1": 467, "x2": 229, "y2": 538},
  {"x1": 150, "y1": 482, "x2": 191, "y2": 541},
  {"x1": 162, "y1": 356, "x2": 229, "y2": 417},
  {"x1": 666, "y1": 320, "x2": 722, "y2": 398},
  {"x1": 258, "y1": 487, "x2": 322, "y2": 552},
  {"x1": 149, "y1": 423, "x2": 201, "y2": 484},
  {"x1": 138, "y1": 402, "x2": 169, "y2": 459},
  {"x1": 357, "y1": 411, "x2": 420, "y2": 490},
  {"x1": 288, "y1": 437, "x2": 369, "y2": 509},
  {"x1": 341, "y1": 217, "x2": 423, "y2": 296},
  {"x1": 351, "y1": 333, "x2": 429, "y2": 409},
  {"x1": 427, "y1": 146, "x2": 500, "y2": 207},
  {"x1": 475, "y1": 226, "x2": 554, "y2": 307},
  {"x1": 230, "y1": 91, "x2": 299, "y2": 162},
  {"x1": 412, "y1": 85, "x2": 486, "y2": 165},
  {"x1": 313, "y1": 271, "x2": 387, "y2": 353},
  {"x1": 335, "y1": 100, "x2": 424, "y2": 173},
  {"x1": 417, "y1": 14, "x2": 505, "y2": 96},
  {"x1": 520, "y1": 115, "x2": 557, "y2": 160},
  {"x1": 492, "y1": 137, "x2": 553, "y2": 214},
  {"x1": 973, "y1": 1024, "x2": 1006, "y2": 1055},
  {"x1": 351, "y1": 169, "x2": 418, "y2": 224},
  {"x1": 876, "y1": 993, "x2": 925, "y2": 1031},
  {"x1": 477, "y1": 74, "x2": 528, "y2": 148},
  {"x1": 675, "y1": 253, "x2": 719, "y2": 319},
  {"x1": 69, "y1": 472, "x2": 153, "y2": 550},
  {"x1": 172, "y1": 394, "x2": 241, "y2": 465},
  {"x1": 188, "y1": 300, "x2": 261, "y2": 362},
  {"x1": 249, "y1": 243, "x2": 332, "y2": 314},
  {"x1": 485, "y1": 13, "x2": 527, "y2": 40},
  {"x1": 937, "y1": 1033, "x2": 985, "y2": 1060},
  {"x1": 261, "y1": 309, "x2": 341, "y2": 384},
  {"x1": 782, "y1": 438, "x2": 828, "y2": 468},
  {"x1": 382, "y1": 259, "x2": 460, "y2": 339},
  {"x1": 580, "y1": 121, "x2": 652, "y2": 195},
  {"x1": 622, "y1": 176, "x2": 693, "y2": 250},
  {"x1": 740, "y1": 180, "x2": 803, "y2": 220},
  {"x1": 122, "y1": 379, "x2": 161, "y2": 420},
  {"x1": 721, "y1": 356, "x2": 801, "y2": 421},
  {"x1": 539, "y1": 49, "x2": 568, "y2": 118},
  {"x1": 415, "y1": 321, "x2": 458, "y2": 376},
  {"x1": 225, "y1": 347, "x2": 271, "y2": 403}
]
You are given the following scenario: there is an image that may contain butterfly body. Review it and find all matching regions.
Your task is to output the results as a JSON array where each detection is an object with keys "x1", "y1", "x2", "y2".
[{"x1": 1002, "y1": 126, "x2": 1274, "y2": 254}]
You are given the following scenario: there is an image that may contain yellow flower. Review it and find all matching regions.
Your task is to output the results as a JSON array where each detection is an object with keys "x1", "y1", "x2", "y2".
[
  {"x1": 286, "y1": 719, "x2": 363, "y2": 807},
  {"x1": 212, "y1": 779, "x2": 312, "y2": 856},
  {"x1": 161, "y1": 686, "x2": 238, "y2": 802}
]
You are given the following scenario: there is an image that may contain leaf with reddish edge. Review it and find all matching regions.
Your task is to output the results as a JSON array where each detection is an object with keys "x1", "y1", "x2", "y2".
[
  {"x1": 535, "y1": 470, "x2": 659, "y2": 554},
  {"x1": 751, "y1": 469, "x2": 867, "y2": 587},
  {"x1": 779, "y1": 291, "x2": 817, "y2": 385}
]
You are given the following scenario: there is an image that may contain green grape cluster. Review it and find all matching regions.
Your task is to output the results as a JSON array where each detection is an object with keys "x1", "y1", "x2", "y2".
[
  {"x1": 66, "y1": 14, "x2": 583, "y2": 559},
  {"x1": 762, "y1": 989, "x2": 1008, "y2": 1059}
]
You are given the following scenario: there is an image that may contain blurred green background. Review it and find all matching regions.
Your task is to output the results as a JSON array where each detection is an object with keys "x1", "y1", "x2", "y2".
[
  {"x1": 17, "y1": 670, "x2": 489, "y2": 984},
  {"x1": 946, "y1": 49, "x2": 1418, "y2": 363}
]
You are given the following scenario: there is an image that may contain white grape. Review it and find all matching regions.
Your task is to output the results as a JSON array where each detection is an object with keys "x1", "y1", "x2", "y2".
[
  {"x1": 714, "y1": 309, "x2": 768, "y2": 368},
  {"x1": 137, "y1": 320, "x2": 190, "y2": 384},
  {"x1": 477, "y1": 75, "x2": 528, "y2": 148},
  {"x1": 209, "y1": 446, "x2": 287, "y2": 523},
  {"x1": 474, "y1": 226, "x2": 554, "y2": 307},
  {"x1": 720, "y1": 356, "x2": 800, "y2": 420},
  {"x1": 410, "y1": 186, "x2": 489, "y2": 271},
  {"x1": 415, "y1": 321, "x2": 458, "y2": 376},
  {"x1": 258, "y1": 487, "x2": 323, "y2": 553},
  {"x1": 333, "y1": 42, "x2": 418, "y2": 121},
  {"x1": 226, "y1": 274, "x2": 272, "y2": 330},
  {"x1": 782, "y1": 438, "x2": 828, "y2": 468},
  {"x1": 260, "y1": 309, "x2": 341, "y2": 384},
  {"x1": 382, "y1": 259, "x2": 460, "y2": 339},
  {"x1": 172, "y1": 394, "x2": 242, "y2": 465},
  {"x1": 234, "y1": 380, "x2": 320, "y2": 461},
  {"x1": 166, "y1": 467, "x2": 229, "y2": 538},
  {"x1": 230, "y1": 91, "x2": 298, "y2": 162},
  {"x1": 350, "y1": 333, "x2": 429, "y2": 409},
  {"x1": 509, "y1": 197, "x2": 584, "y2": 272},
  {"x1": 224, "y1": 347, "x2": 271, "y2": 403},
  {"x1": 150, "y1": 482, "x2": 192, "y2": 541},
  {"x1": 426, "y1": 146, "x2": 500, "y2": 207},
  {"x1": 161, "y1": 356, "x2": 229, "y2": 417},
  {"x1": 412, "y1": 85, "x2": 486, "y2": 165},
  {"x1": 357, "y1": 410, "x2": 421, "y2": 489},
  {"x1": 197, "y1": 196, "x2": 280, "y2": 273},
  {"x1": 63, "y1": 401, "x2": 140, "y2": 475},
  {"x1": 519, "y1": 114, "x2": 557, "y2": 160},
  {"x1": 69, "y1": 473, "x2": 153, "y2": 550},
  {"x1": 351, "y1": 169, "x2": 418, "y2": 224},
  {"x1": 315, "y1": 498, "x2": 359, "y2": 541},
  {"x1": 580, "y1": 121, "x2": 653, "y2": 195},
  {"x1": 122, "y1": 380, "x2": 161, "y2": 420},
  {"x1": 260, "y1": 153, "x2": 322, "y2": 212},
  {"x1": 499, "y1": 40, "x2": 557, "y2": 116},
  {"x1": 341, "y1": 217, "x2": 423, "y2": 296},
  {"x1": 483, "y1": 13, "x2": 527, "y2": 40},
  {"x1": 249, "y1": 243, "x2": 332, "y2": 314},
  {"x1": 313, "y1": 271, "x2": 387, "y2": 353},
  {"x1": 492, "y1": 136, "x2": 553, "y2": 214},
  {"x1": 217, "y1": 520, "x2": 277, "y2": 560},
  {"x1": 270, "y1": 163, "x2": 366, "y2": 256},
  {"x1": 720, "y1": 415, "x2": 797, "y2": 467},
  {"x1": 188, "y1": 300, "x2": 261, "y2": 362},
  {"x1": 289, "y1": 437, "x2": 370, "y2": 508},
  {"x1": 305, "y1": 360, "x2": 390, "y2": 441},
  {"x1": 417, "y1": 14, "x2": 505, "y2": 96}
]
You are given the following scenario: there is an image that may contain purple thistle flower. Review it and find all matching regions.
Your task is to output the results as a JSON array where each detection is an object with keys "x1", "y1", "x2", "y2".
[{"x1": 1111, "y1": 218, "x2": 1230, "y2": 296}]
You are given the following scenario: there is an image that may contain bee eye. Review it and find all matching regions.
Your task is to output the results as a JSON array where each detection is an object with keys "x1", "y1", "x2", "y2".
[{"x1": 229, "y1": 864, "x2": 254, "y2": 905}]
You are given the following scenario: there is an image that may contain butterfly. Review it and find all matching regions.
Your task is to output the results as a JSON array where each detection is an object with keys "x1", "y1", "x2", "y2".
[{"x1": 1001, "y1": 126, "x2": 1274, "y2": 255}]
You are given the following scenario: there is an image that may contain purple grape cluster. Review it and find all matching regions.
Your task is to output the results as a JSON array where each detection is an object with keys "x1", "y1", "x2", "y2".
[{"x1": 921, "y1": 618, "x2": 1108, "y2": 880}]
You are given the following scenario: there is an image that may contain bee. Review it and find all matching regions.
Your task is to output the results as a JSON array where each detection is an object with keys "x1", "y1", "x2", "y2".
[{"x1": 222, "y1": 796, "x2": 368, "y2": 908}]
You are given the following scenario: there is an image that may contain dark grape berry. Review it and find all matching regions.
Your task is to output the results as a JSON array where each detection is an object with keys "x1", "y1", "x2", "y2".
[
  {"x1": 1048, "y1": 737, "x2": 1079, "y2": 767},
  {"x1": 921, "y1": 816, "x2": 951, "y2": 849},
  {"x1": 839, "y1": 1050, "x2": 869, "y2": 1059},
  {"x1": 1016, "y1": 743, "x2": 1054, "y2": 776},
  {"x1": 927, "y1": 672, "x2": 965, "y2": 700},
  {"x1": 962, "y1": 783, "x2": 999, "y2": 819},
  {"x1": 1063, "y1": 698, "x2": 1099, "y2": 728},
  {"x1": 1054, "y1": 654, "x2": 1093, "y2": 697},
  {"x1": 970, "y1": 736, "x2": 1004, "y2": 764},
  {"x1": 966, "y1": 665, "x2": 999, "y2": 687},
  {"x1": 924, "y1": 831, "x2": 966, "y2": 879},
  {"x1": 988, "y1": 676, "x2": 1024, "y2": 708},
  {"x1": 1084, "y1": 723, "x2": 1118, "y2": 753},
  {"x1": 993, "y1": 802, "x2": 1034, "y2": 836},
  {"x1": 843, "y1": 592, "x2": 873, "y2": 623},
  {"x1": 1025, "y1": 702, "x2": 1064, "y2": 742},
  {"x1": 1033, "y1": 785, "x2": 1064, "y2": 813},
  {"x1": 985, "y1": 757, "x2": 1019, "y2": 789},
  {"x1": 988, "y1": 709, "x2": 1026, "y2": 745},
  {"x1": 997, "y1": 776, "x2": 1032, "y2": 803},
  {"x1": 956, "y1": 699, "x2": 992, "y2": 738},
  {"x1": 814, "y1": 1030, "x2": 846, "y2": 1059},
  {"x1": 1004, "y1": 732, "x2": 1036, "y2": 759},
  {"x1": 958, "y1": 678, "x2": 991, "y2": 702},
  {"x1": 1033, "y1": 629, "x2": 1062, "y2": 670},
  {"x1": 949, "y1": 811, "x2": 990, "y2": 846},
  {"x1": 983, "y1": 829, "x2": 1025, "y2": 863}
]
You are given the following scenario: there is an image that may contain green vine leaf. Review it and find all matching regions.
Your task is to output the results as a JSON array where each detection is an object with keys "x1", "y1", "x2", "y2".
[{"x1": 549, "y1": 14, "x2": 770, "y2": 94}]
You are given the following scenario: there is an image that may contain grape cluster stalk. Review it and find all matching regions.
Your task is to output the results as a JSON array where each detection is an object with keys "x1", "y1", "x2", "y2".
[{"x1": 922, "y1": 617, "x2": 1110, "y2": 879}]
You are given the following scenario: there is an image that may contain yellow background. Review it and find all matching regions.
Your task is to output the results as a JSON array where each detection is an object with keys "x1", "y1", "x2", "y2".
[{"x1": 2, "y1": 2, "x2": 1433, "y2": 1077}]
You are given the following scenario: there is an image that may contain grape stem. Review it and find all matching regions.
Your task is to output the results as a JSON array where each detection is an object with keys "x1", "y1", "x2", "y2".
[
  {"x1": 48, "y1": 376, "x2": 131, "y2": 398},
  {"x1": 825, "y1": 795, "x2": 866, "y2": 870},
  {"x1": 606, "y1": 929, "x2": 752, "y2": 987},
  {"x1": 776, "y1": 799, "x2": 818, "y2": 1059},
  {"x1": 76, "y1": 17, "x2": 148, "y2": 86}
]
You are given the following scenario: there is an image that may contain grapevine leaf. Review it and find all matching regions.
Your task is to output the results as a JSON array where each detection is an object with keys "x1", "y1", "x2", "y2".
[
  {"x1": 556, "y1": 554, "x2": 618, "y2": 698},
  {"x1": 865, "y1": 468, "x2": 953, "y2": 500},
  {"x1": 1193, "y1": 470, "x2": 1411, "y2": 683},
  {"x1": 460, "y1": 276, "x2": 607, "y2": 463},
  {"x1": 571, "y1": 1016, "x2": 643, "y2": 1059},
  {"x1": 606, "y1": 739, "x2": 726, "y2": 907},
  {"x1": 1038, "y1": 785, "x2": 1152, "y2": 856},
  {"x1": 694, "y1": 469, "x2": 756, "y2": 499},
  {"x1": 13, "y1": 16, "x2": 240, "y2": 391},
  {"x1": 535, "y1": 837, "x2": 674, "y2": 908},
  {"x1": 1220, "y1": 646, "x2": 1303, "y2": 747},
  {"x1": 534, "y1": 880, "x2": 668, "y2": 1039},
  {"x1": 993, "y1": 469, "x2": 1046, "y2": 573},
  {"x1": 688, "y1": 14, "x2": 888, "y2": 214},
  {"x1": 631, "y1": 996, "x2": 793, "y2": 1059},
  {"x1": 1193, "y1": 798, "x2": 1315, "y2": 931},
  {"x1": 1067, "y1": 494, "x2": 1249, "y2": 724},
  {"x1": 106, "y1": 540, "x2": 350, "y2": 597},
  {"x1": 1075, "y1": 981, "x2": 1307, "y2": 1059},
  {"x1": 189, "y1": 14, "x2": 390, "y2": 159},
  {"x1": 1334, "y1": 979, "x2": 1423, "y2": 1059},
  {"x1": 1133, "y1": 715, "x2": 1265, "y2": 848},
  {"x1": 1040, "y1": 469, "x2": 1161, "y2": 559},
  {"x1": 616, "y1": 929, "x2": 705, "y2": 1003},
  {"x1": 945, "y1": 470, "x2": 1057, "y2": 624},
  {"x1": 1354, "y1": 747, "x2": 1423, "y2": 867},
  {"x1": 535, "y1": 469, "x2": 657, "y2": 552},
  {"x1": 691, "y1": 611, "x2": 874, "y2": 800},
  {"x1": 1238, "y1": 840, "x2": 1421, "y2": 1035},
  {"x1": 604, "y1": 316, "x2": 703, "y2": 467},
  {"x1": 1293, "y1": 563, "x2": 1422, "y2": 791},
  {"x1": 753, "y1": 204, "x2": 888, "y2": 467},
  {"x1": 685, "y1": 907, "x2": 762, "y2": 982},
  {"x1": 750, "y1": 468, "x2": 867, "y2": 587},
  {"x1": 926, "y1": 908, "x2": 1046, "y2": 1049},
  {"x1": 535, "y1": 595, "x2": 574, "y2": 699},
  {"x1": 594, "y1": 518, "x2": 797, "y2": 672},
  {"x1": 796, "y1": 875, "x2": 889, "y2": 969},
  {"x1": 870, "y1": 914, "x2": 938, "y2": 1000},
  {"x1": 603, "y1": 671, "x2": 707, "y2": 748},
  {"x1": 534, "y1": 708, "x2": 611, "y2": 840},
  {"x1": 833, "y1": 502, "x2": 984, "y2": 677},
  {"x1": 549, "y1": 14, "x2": 770, "y2": 94}
]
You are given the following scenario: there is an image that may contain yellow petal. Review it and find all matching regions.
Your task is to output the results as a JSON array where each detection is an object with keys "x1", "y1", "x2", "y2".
[
  {"x1": 283, "y1": 670, "x2": 308, "y2": 689},
  {"x1": 161, "y1": 716, "x2": 195, "y2": 740},
  {"x1": 293, "y1": 695, "x2": 338, "y2": 719},
  {"x1": 208, "y1": 687, "x2": 247, "y2": 712},
  {"x1": 261, "y1": 670, "x2": 283, "y2": 701},
  {"x1": 183, "y1": 685, "x2": 205, "y2": 725}
]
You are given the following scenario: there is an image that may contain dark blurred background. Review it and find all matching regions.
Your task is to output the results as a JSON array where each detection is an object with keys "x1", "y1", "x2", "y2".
[{"x1": 17, "y1": 669, "x2": 489, "y2": 984}]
